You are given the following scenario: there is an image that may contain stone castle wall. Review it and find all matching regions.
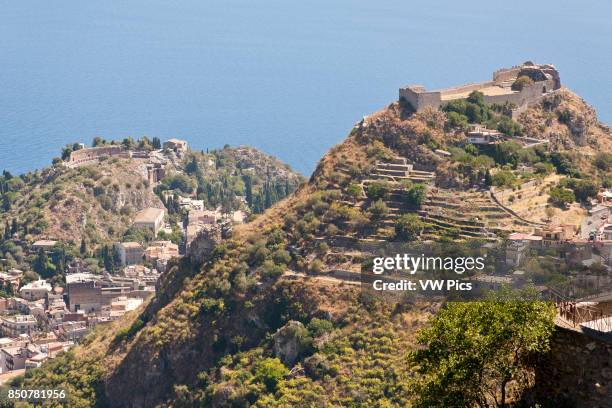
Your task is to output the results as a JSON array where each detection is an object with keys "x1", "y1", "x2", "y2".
[
  {"x1": 68, "y1": 146, "x2": 128, "y2": 166},
  {"x1": 400, "y1": 80, "x2": 554, "y2": 114},
  {"x1": 400, "y1": 63, "x2": 560, "y2": 115},
  {"x1": 492, "y1": 65, "x2": 523, "y2": 82},
  {"x1": 399, "y1": 86, "x2": 442, "y2": 112},
  {"x1": 525, "y1": 327, "x2": 612, "y2": 406},
  {"x1": 439, "y1": 81, "x2": 496, "y2": 97}
]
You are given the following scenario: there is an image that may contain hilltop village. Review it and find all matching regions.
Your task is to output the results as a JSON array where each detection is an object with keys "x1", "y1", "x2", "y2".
[{"x1": 0, "y1": 138, "x2": 303, "y2": 382}]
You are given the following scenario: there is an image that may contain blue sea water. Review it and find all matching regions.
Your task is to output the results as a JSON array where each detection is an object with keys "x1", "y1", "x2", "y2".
[{"x1": 1, "y1": 0, "x2": 610, "y2": 176}]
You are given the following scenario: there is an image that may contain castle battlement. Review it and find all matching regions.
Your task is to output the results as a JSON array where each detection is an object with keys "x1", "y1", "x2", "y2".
[{"x1": 399, "y1": 62, "x2": 561, "y2": 117}]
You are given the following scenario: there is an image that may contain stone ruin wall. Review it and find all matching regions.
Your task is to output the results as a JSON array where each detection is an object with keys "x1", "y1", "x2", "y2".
[
  {"x1": 492, "y1": 65, "x2": 523, "y2": 82},
  {"x1": 68, "y1": 145, "x2": 128, "y2": 164},
  {"x1": 399, "y1": 86, "x2": 442, "y2": 112},
  {"x1": 525, "y1": 327, "x2": 612, "y2": 407},
  {"x1": 438, "y1": 81, "x2": 496, "y2": 98}
]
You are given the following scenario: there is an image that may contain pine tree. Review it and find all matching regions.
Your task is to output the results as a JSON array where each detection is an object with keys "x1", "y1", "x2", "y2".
[
  {"x1": 166, "y1": 195, "x2": 174, "y2": 215},
  {"x1": 103, "y1": 245, "x2": 114, "y2": 272},
  {"x1": 264, "y1": 181, "x2": 272, "y2": 209}
]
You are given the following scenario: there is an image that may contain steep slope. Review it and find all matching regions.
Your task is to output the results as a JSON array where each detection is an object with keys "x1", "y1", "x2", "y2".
[
  {"x1": 1, "y1": 159, "x2": 163, "y2": 245},
  {"x1": 16, "y1": 89, "x2": 612, "y2": 407}
]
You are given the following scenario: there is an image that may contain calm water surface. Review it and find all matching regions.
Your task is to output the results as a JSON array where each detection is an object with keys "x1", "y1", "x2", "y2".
[{"x1": 1, "y1": 0, "x2": 610, "y2": 176}]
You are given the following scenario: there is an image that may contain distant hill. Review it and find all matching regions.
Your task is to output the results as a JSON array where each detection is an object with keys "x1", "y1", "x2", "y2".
[{"x1": 0, "y1": 143, "x2": 304, "y2": 279}]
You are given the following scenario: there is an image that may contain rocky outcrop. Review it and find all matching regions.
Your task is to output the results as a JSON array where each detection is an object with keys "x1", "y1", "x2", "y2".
[{"x1": 272, "y1": 320, "x2": 311, "y2": 366}]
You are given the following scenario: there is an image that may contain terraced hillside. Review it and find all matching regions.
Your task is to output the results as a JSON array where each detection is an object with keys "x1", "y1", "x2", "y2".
[{"x1": 15, "y1": 88, "x2": 612, "y2": 407}]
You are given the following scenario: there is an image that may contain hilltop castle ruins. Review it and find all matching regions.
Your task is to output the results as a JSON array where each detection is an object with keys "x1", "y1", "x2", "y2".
[{"x1": 399, "y1": 62, "x2": 561, "y2": 117}]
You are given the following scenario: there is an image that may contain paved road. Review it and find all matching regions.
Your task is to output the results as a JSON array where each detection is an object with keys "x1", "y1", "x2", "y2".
[{"x1": 580, "y1": 209, "x2": 608, "y2": 239}]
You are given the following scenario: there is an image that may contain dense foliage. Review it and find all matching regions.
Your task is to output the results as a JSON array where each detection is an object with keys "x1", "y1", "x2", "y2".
[{"x1": 410, "y1": 292, "x2": 556, "y2": 408}]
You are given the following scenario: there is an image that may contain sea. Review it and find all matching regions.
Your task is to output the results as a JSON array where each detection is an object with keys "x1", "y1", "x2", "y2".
[{"x1": 1, "y1": 0, "x2": 610, "y2": 177}]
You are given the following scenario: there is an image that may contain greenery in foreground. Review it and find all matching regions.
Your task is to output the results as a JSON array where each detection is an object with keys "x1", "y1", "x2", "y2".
[
  {"x1": 13, "y1": 285, "x2": 556, "y2": 407},
  {"x1": 411, "y1": 291, "x2": 556, "y2": 408}
]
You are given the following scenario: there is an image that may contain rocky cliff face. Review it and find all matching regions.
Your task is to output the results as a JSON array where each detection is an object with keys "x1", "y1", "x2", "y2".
[{"x1": 520, "y1": 89, "x2": 612, "y2": 152}]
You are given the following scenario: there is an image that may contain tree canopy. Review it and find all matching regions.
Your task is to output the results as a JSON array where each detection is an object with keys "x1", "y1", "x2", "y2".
[{"x1": 410, "y1": 292, "x2": 555, "y2": 408}]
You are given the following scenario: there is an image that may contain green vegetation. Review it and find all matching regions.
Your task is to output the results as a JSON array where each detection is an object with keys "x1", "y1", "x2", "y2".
[
  {"x1": 490, "y1": 170, "x2": 517, "y2": 188},
  {"x1": 366, "y1": 181, "x2": 391, "y2": 200},
  {"x1": 156, "y1": 147, "x2": 303, "y2": 214},
  {"x1": 548, "y1": 185, "x2": 576, "y2": 207},
  {"x1": 394, "y1": 214, "x2": 424, "y2": 241},
  {"x1": 346, "y1": 183, "x2": 363, "y2": 201},
  {"x1": 560, "y1": 178, "x2": 598, "y2": 202},
  {"x1": 254, "y1": 358, "x2": 290, "y2": 392},
  {"x1": 442, "y1": 91, "x2": 522, "y2": 136},
  {"x1": 367, "y1": 199, "x2": 389, "y2": 220},
  {"x1": 594, "y1": 152, "x2": 612, "y2": 171},
  {"x1": 411, "y1": 293, "x2": 556, "y2": 408},
  {"x1": 405, "y1": 183, "x2": 427, "y2": 208},
  {"x1": 511, "y1": 75, "x2": 534, "y2": 91}
]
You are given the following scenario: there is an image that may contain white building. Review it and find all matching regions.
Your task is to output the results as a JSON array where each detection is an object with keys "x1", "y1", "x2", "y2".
[
  {"x1": 0, "y1": 315, "x2": 38, "y2": 337},
  {"x1": 467, "y1": 127, "x2": 502, "y2": 145},
  {"x1": 133, "y1": 208, "x2": 166, "y2": 235},
  {"x1": 19, "y1": 280, "x2": 52, "y2": 301}
]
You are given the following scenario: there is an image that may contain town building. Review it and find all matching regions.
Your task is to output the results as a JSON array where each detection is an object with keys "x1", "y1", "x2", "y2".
[
  {"x1": 230, "y1": 210, "x2": 248, "y2": 224},
  {"x1": 1, "y1": 346, "x2": 31, "y2": 372},
  {"x1": 0, "y1": 337, "x2": 27, "y2": 351},
  {"x1": 596, "y1": 189, "x2": 612, "y2": 207},
  {"x1": 0, "y1": 315, "x2": 38, "y2": 337},
  {"x1": 19, "y1": 280, "x2": 52, "y2": 301},
  {"x1": 144, "y1": 241, "x2": 179, "y2": 272},
  {"x1": 163, "y1": 138, "x2": 188, "y2": 152},
  {"x1": 66, "y1": 271, "x2": 156, "y2": 314},
  {"x1": 146, "y1": 162, "x2": 166, "y2": 184},
  {"x1": 178, "y1": 197, "x2": 205, "y2": 211},
  {"x1": 115, "y1": 242, "x2": 144, "y2": 266},
  {"x1": 133, "y1": 208, "x2": 166, "y2": 235},
  {"x1": 57, "y1": 321, "x2": 89, "y2": 342},
  {"x1": 467, "y1": 126, "x2": 503, "y2": 144},
  {"x1": 602, "y1": 224, "x2": 612, "y2": 241},
  {"x1": 66, "y1": 279, "x2": 102, "y2": 313},
  {"x1": 67, "y1": 145, "x2": 127, "y2": 167},
  {"x1": 109, "y1": 297, "x2": 143, "y2": 319},
  {"x1": 0, "y1": 269, "x2": 24, "y2": 289},
  {"x1": 31, "y1": 240, "x2": 58, "y2": 252},
  {"x1": 536, "y1": 224, "x2": 576, "y2": 246},
  {"x1": 506, "y1": 233, "x2": 542, "y2": 267}
]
